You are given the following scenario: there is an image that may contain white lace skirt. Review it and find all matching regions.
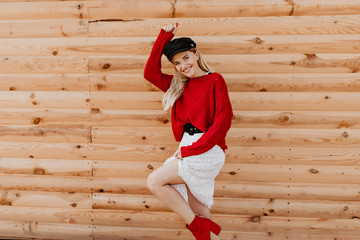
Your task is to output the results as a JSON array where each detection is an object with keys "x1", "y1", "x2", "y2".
[{"x1": 163, "y1": 132, "x2": 225, "y2": 209}]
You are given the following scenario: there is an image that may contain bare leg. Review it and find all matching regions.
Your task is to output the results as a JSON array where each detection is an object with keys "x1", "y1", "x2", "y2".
[
  {"x1": 187, "y1": 186, "x2": 211, "y2": 218},
  {"x1": 187, "y1": 187, "x2": 221, "y2": 240},
  {"x1": 147, "y1": 159, "x2": 195, "y2": 225}
]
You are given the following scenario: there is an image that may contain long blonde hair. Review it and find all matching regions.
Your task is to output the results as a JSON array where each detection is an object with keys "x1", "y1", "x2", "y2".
[{"x1": 162, "y1": 49, "x2": 214, "y2": 111}]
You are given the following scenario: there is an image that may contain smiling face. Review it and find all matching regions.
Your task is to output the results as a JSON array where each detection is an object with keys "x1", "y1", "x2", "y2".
[{"x1": 171, "y1": 50, "x2": 202, "y2": 78}]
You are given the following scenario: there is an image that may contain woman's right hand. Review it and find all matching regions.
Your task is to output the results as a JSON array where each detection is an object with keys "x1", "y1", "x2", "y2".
[{"x1": 163, "y1": 23, "x2": 178, "y2": 34}]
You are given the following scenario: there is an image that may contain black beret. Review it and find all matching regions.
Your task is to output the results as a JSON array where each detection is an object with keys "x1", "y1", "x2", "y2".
[{"x1": 163, "y1": 37, "x2": 196, "y2": 62}]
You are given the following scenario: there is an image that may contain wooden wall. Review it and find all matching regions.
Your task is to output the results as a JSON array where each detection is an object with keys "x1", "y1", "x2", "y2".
[{"x1": 0, "y1": 0, "x2": 360, "y2": 239}]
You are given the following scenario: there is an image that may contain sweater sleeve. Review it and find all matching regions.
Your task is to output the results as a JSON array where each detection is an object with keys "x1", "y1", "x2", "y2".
[
  {"x1": 180, "y1": 76, "x2": 233, "y2": 158},
  {"x1": 143, "y1": 29, "x2": 174, "y2": 92}
]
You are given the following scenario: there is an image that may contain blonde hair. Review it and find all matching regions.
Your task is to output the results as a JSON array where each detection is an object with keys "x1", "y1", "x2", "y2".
[{"x1": 162, "y1": 49, "x2": 214, "y2": 111}]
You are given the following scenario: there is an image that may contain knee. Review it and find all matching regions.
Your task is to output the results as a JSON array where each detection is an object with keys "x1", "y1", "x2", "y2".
[{"x1": 147, "y1": 172, "x2": 160, "y2": 193}]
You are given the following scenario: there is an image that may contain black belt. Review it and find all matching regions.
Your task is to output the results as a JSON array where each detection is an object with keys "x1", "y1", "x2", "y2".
[{"x1": 184, "y1": 123, "x2": 203, "y2": 135}]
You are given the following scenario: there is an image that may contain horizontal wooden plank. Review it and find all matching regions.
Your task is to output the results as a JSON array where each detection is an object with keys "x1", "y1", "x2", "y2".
[
  {"x1": 223, "y1": 73, "x2": 360, "y2": 92},
  {"x1": 93, "y1": 225, "x2": 360, "y2": 240},
  {"x1": 0, "y1": 74, "x2": 89, "y2": 91},
  {"x1": 3, "y1": 34, "x2": 360, "y2": 57},
  {"x1": 88, "y1": 142, "x2": 177, "y2": 161},
  {"x1": 0, "y1": 158, "x2": 91, "y2": 176},
  {"x1": 0, "y1": 220, "x2": 91, "y2": 240},
  {"x1": 89, "y1": 15, "x2": 360, "y2": 37},
  {"x1": 91, "y1": 210, "x2": 360, "y2": 235},
  {"x1": 232, "y1": 110, "x2": 360, "y2": 129},
  {"x1": 0, "y1": 108, "x2": 90, "y2": 126},
  {"x1": 233, "y1": 92, "x2": 360, "y2": 111},
  {"x1": 89, "y1": 54, "x2": 360, "y2": 74},
  {"x1": 91, "y1": 91, "x2": 360, "y2": 111},
  {"x1": 89, "y1": 144, "x2": 360, "y2": 166},
  {"x1": 0, "y1": 91, "x2": 89, "y2": 109},
  {"x1": 90, "y1": 109, "x2": 360, "y2": 129},
  {"x1": 91, "y1": 109, "x2": 170, "y2": 127},
  {"x1": 226, "y1": 146, "x2": 360, "y2": 166},
  {"x1": 87, "y1": 0, "x2": 173, "y2": 19},
  {"x1": 229, "y1": 128, "x2": 360, "y2": 147},
  {"x1": 91, "y1": 126, "x2": 360, "y2": 148},
  {"x1": 90, "y1": 91, "x2": 164, "y2": 110},
  {"x1": 0, "y1": 1, "x2": 87, "y2": 20},
  {"x1": 93, "y1": 160, "x2": 360, "y2": 183},
  {"x1": 0, "y1": 206, "x2": 93, "y2": 225},
  {"x1": 90, "y1": 74, "x2": 160, "y2": 92},
  {"x1": 93, "y1": 193, "x2": 360, "y2": 219},
  {"x1": 175, "y1": 0, "x2": 360, "y2": 17},
  {"x1": 88, "y1": 73, "x2": 360, "y2": 92},
  {"x1": 0, "y1": 190, "x2": 91, "y2": 209},
  {"x1": 0, "y1": 19, "x2": 87, "y2": 38},
  {"x1": 188, "y1": 34, "x2": 360, "y2": 54},
  {"x1": 0, "y1": 125, "x2": 90, "y2": 143},
  {"x1": 1, "y1": 174, "x2": 360, "y2": 201},
  {"x1": 91, "y1": 126, "x2": 174, "y2": 145},
  {"x1": 0, "y1": 141, "x2": 90, "y2": 160},
  {"x1": 0, "y1": 57, "x2": 88, "y2": 74}
]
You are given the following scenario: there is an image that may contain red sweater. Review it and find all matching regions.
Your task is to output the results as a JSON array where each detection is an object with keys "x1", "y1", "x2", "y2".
[{"x1": 144, "y1": 29, "x2": 233, "y2": 158}]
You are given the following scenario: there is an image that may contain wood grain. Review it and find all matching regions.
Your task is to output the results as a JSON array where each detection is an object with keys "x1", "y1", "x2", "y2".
[{"x1": 89, "y1": 15, "x2": 360, "y2": 37}]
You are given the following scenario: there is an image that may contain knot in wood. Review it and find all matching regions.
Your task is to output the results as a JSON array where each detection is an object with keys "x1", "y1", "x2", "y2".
[
  {"x1": 250, "y1": 216, "x2": 261, "y2": 222},
  {"x1": 229, "y1": 171, "x2": 236, "y2": 175},
  {"x1": 96, "y1": 84, "x2": 104, "y2": 90},
  {"x1": 91, "y1": 108, "x2": 101, "y2": 113},
  {"x1": 343, "y1": 206, "x2": 349, "y2": 211},
  {"x1": 255, "y1": 37, "x2": 263, "y2": 44},
  {"x1": 71, "y1": 203, "x2": 77, "y2": 208},
  {"x1": 343, "y1": 132, "x2": 349, "y2": 138},
  {"x1": 32, "y1": 117, "x2": 42, "y2": 125},
  {"x1": 160, "y1": 146, "x2": 165, "y2": 151},
  {"x1": 290, "y1": 61, "x2": 296, "y2": 65},
  {"x1": 34, "y1": 168, "x2": 45, "y2": 175},
  {"x1": 102, "y1": 63, "x2": 111, "y2": 70},
  {"x1": 147, "y1": 164, "x2": 153, "y2": 170},
  {"x1": 279, "y1": 112, "x2": 292, "y2": 124},
  {"x1": 305, "y1": 53, "x2": 317, "y2": 60},
  {"x1": 309, "y1": 168, "x2": 319, "y2": 174}
]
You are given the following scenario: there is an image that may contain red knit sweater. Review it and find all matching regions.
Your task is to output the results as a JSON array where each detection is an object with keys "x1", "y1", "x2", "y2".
[{"x1": 144, "y1": 29, "x2": 233, "y2": 158}]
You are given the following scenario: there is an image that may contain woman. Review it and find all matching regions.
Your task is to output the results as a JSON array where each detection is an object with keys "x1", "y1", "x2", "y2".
[{"x1": 144, "y1": 23, "x2": 233, "y2": 240}]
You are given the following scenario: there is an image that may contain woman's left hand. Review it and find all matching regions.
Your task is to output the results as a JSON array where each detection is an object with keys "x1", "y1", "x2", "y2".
[{"x1": 174, "y1": 149, "x2": 183, "y2": 160}]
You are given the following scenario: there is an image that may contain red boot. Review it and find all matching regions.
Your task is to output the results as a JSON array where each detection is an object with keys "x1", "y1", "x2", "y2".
[{"x1": 186, "y1": 215, "x2": 221, "y2": 240}]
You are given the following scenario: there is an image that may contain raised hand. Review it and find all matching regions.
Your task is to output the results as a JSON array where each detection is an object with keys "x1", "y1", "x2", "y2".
[{"x1": 163, "y1": 22, "x2": 178, "y2": 34}]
